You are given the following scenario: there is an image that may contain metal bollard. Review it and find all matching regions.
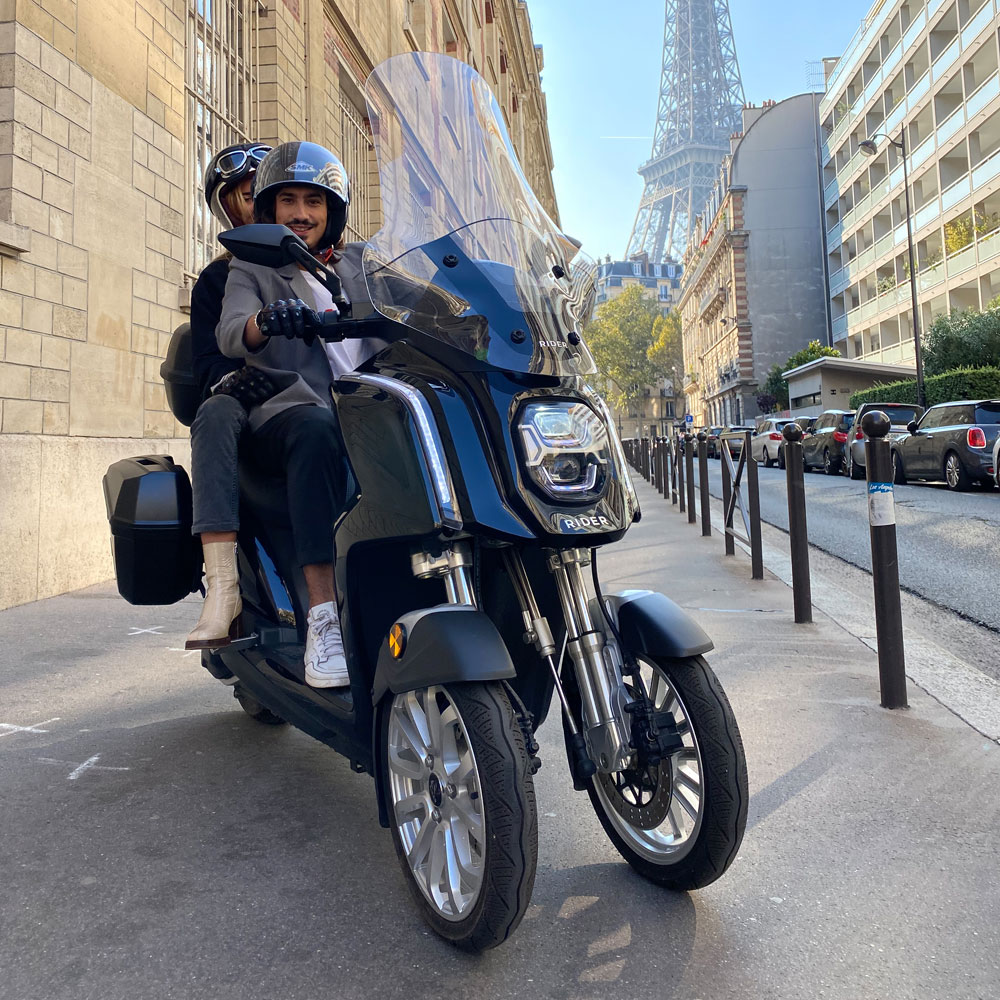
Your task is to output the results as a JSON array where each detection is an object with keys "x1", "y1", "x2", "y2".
[
  {"x1": 782, "y1": 423, "x2": 812, "y2": 624},
  {"x1": 862, "y1": 411, "x2": 908, "y2": 709},
  {"x1": 670, "y1": 438, "x2": 678, "y2": 505},
  {"x1": 745, "y1": 430, "x2": 763, "y2": 579},
  {"x1": 677, "y1": 436, "x2": 686, "y2": 513},
  {"x1": 685, "y1": 433, "x2": 696, "y2": 524},
  {"x1": 697, "y1": 431, "x2": 711, "y2": 536},
  {"x1": 720, "y1": 440, "x2": 734, "y2": 555},
  {"x1": 659, "y1": 439, "x2": 667, "y2": 498}
]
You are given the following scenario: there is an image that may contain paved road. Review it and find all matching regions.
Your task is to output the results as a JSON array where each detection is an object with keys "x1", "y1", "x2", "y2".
[
  {"x1": 3, "y1": 493, "x2": 1000, "y2": 999},
  {"x1": 688, "y1": 453, "x2": 1000, "y2": 631}
]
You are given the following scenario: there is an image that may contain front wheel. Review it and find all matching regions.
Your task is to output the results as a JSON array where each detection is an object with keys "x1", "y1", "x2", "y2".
[
  {"x1": 587, "y1": 655, "x2": 747, "y2": 889},
  {"x1": 382, "y1": 682, "x2": 537, "y2": 952}
]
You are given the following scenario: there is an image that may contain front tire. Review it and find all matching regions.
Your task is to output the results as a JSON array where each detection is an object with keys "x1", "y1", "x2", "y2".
[
  {"x1": 233, "y1": 684, "x2": 286, "y2": 725},
  {"x1": 587, "y1": 654, "x2": 747, "y2": 890},
  {"x1": 382, "y1": 682, "x2": 537, "y2": 952}
]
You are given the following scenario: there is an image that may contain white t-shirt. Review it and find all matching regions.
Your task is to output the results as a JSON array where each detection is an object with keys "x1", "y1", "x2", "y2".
[{"x1": 301, "y1": 270, "x2": 375, "y2": 379}]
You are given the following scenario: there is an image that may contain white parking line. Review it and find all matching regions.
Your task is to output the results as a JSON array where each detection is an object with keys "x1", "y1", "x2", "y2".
[
  {"x1": 0, "y1": 717, "x2": 60, "y2": 738},
  {"x1": 36, "y1": 754, "x2": 130, "y2": 780}
]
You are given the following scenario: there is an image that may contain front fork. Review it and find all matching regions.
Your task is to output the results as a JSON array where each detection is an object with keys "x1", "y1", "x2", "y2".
[{"x1": 544, "y1": 548, "x2": 632, "y2": 772}]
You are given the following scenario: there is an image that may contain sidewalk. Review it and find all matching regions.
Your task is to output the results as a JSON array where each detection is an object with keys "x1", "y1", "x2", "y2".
[{"x1": 594, "y1": 475, "x2": 1000, "y2": 998}]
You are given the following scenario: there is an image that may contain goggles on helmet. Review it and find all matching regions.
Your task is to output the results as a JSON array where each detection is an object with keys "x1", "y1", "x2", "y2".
[{"x1": 214, "y1": 143, "x2": 271, "y2": 181}]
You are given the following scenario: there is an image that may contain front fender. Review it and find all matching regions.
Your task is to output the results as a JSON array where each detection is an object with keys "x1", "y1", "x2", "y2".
[
  {"x1": 605, "y1": 590, "x2": 713, "y2": 659},
  {"x1": 371, "y1": 604, "x2": 517, "y2": 705}
]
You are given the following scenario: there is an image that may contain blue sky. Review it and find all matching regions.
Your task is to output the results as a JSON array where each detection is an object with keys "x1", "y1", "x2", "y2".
[{"x1": 527, "y1": 0, "x2": 873, "y2": 260}]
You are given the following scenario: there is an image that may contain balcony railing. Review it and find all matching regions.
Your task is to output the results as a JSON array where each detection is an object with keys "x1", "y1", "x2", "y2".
[
  {"x1": 940, "y1": 172, "x2": 971, "y2": 212},
  {"x1": 961, "y1": 1, "x2": 994, "y2": 50},
  {"x1": 936, "y1": 104, "x2": 965, "y2": 145},
  {"x1": 931, "y1": 36, "x2": 961, "y2": 83},
  {"x1": 972, "y1": 145, "x2": 1000, "y2": 187},
  {"x1": 966, "y1": 71, "x2": 1000, "y2": 118}
]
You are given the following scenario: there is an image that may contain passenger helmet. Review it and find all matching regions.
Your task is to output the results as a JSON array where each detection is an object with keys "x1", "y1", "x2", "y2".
[
  {"x1": 252, "y1": 141, "x2": 350, "y2": 249},
  {"x1": 203, "y1": 142, "x2": 271, "y2": 228}
]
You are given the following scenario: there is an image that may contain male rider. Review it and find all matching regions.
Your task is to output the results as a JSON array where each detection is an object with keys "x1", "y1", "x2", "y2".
[{"x1": 216, "y1": 141, "x2": 379, "y2": 689}]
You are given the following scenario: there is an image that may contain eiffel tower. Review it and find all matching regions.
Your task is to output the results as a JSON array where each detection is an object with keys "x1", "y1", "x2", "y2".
[{"x1": 625, "y1": 0, "x2": 745, "y2": 263}]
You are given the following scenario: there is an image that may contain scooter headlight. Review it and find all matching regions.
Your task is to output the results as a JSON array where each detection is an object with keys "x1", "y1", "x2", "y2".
[{"x1": 518, "y1": 401, "x2": 610, "y2": 500}]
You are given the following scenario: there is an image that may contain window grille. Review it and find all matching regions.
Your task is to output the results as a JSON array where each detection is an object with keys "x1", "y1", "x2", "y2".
[
  {"x1": 185, "y1": 0, "x2": 260, "y2": 281},
  {"x1": 339, "y1": 93, "x2": 377, "y2": 243}
]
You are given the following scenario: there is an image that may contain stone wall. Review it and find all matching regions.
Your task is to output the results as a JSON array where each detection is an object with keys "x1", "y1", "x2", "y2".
[{"x1": 0, "y1": 0, "x2": 558, "y2": 610}]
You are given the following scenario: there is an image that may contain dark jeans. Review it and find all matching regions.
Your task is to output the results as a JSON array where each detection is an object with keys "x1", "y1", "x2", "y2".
[
  {"x1": 252, "y1": 404, "x2": 344, "y2": 568},
  {"x1": 191, "y1": 393, "x2": 248, "y2": 535}
]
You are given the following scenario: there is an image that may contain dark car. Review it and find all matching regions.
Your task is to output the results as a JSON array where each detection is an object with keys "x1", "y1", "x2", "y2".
[
  {"x1": 718, "y1": 424, "x2": 755, "y2": 461},
  {"x1": 802, "y1": 409, "x2": 856, "y2": 474},
  {"x1": 705, "y1": 425, "x2": 724, "y2": 458},
  {"x1": 846, "y1": 402, "x2": 924, "y2": 480},
  {"x1": 891, "y1": 399, "x2": 1000, "y2": 490}
]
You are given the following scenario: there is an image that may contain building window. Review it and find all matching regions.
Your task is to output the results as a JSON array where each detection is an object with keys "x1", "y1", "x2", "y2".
[
  {"x1": 338, "y1": 72, "x2": 377, "y2": 243},
  {"x1": 632, "y1": 262, "x2": 642, "y2": 276},
  {"x1": 185, "y1": 0, "x2": 260, "y2": 280}
]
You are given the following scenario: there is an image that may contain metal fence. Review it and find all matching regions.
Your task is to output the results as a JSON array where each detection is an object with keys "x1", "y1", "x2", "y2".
[{"x1": 339, "y1": 95, "x2": 377, "y2": 243}]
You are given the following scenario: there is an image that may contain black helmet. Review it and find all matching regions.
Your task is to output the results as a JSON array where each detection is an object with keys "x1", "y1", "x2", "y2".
[
  {"x1": 252, "y1": 141, "x2": 350, "y2": 249},
  {"x1": 203, "y1": 142, "x2": 271, "y2": 228}
]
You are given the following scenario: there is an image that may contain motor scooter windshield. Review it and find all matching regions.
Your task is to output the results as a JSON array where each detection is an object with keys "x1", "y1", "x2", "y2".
[{"x1": 362, "y1": 52, "x2": 597, "y2": 376}]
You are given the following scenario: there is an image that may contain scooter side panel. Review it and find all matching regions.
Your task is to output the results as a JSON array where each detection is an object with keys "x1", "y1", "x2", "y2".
[{"x1": 371, "y1": 605, "x2": 517, "y2": 704}]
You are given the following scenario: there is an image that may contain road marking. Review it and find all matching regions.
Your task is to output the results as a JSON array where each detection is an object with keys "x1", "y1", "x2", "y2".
[
  {"x1": 129, "y1": 626, "x2": 164, "y2": 636},
  {"x1": 0, "y1": 717, "x2": 60, "y2": 738},
  {"x1": 36, "y1": 754, "x2": 130, "y2": 780},
  {"x1": 167, "y1": 647, "x2": 198, "y2": 658}
]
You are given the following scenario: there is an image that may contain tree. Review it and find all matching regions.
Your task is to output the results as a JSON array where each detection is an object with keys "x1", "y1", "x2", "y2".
[
  {"x1": 759, "y1": 339, "x2": 841, "y2": 409},
  {"x1": 922, "y1": 300, "x2": 1000, "y2": 375},
  {"x1": 647, "y1": 309, "x2": 683, "y2": 376},
  {"x1": 584, "y1": 286, "x2": 667, "y2": 409}
]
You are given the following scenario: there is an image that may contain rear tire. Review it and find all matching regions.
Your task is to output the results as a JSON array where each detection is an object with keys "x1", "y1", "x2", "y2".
[
  {"x1": 586, "y1": 654, "x2": 747, "y2": 890},
  {"x1": 233, "y1": 684, "x2": 286, "y2": 725},
  {"x1": 848, "y1": 450, "x2": 864, "y2": 480},
  {"x1": 382, "y1": 682, "x2": 537, "y2": 952},
  {"x1": 763, "y1": 448, "x2": 774, "y2": 468},
  {"x1": 777, "y1": 448, "x2": 786, "y2": 470},
  {"x1": 944, "y1": 450, "x2": 971, "y2": 491}
]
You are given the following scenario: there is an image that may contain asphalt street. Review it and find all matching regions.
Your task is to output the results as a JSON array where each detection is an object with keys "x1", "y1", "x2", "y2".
[
  {"x1": 692, "y1": 452, "x2": 1000, "y2": 631},
  {"x1": 2, "y1": 482, "x2": 1000, "y2": 1000}
]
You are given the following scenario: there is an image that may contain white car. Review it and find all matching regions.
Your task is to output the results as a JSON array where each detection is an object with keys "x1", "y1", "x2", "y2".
[{"x1": 750, "y1": 418, "x2": 793, "y2": 468}]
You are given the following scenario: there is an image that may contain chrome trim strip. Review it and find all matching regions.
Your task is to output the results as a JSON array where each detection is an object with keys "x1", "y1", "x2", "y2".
[{"x1": 341, "y1": 373, "x2": 462, "y2": 528}]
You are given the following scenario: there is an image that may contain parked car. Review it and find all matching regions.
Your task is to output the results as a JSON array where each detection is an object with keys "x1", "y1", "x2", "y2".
[
  {"x1": 846, "y1": 402, "x2": 924, "y2": 480},
  {"x1": 890, "y1": 399, "x2": 1000, "y2": 490},
  {"x1": 705, "y1": 425, "x2": 724, "y2": 458},
  {"x1": 802, "y1": 409, "x2": 856, "y2": 474},
  {"x1": 995, "y1": 434, "x2": 1000, "y2": 488},
  {"x1": 718, "y1": 424, "x2": 755, "y2": 461},
  {"x1": 750, "y1": 418, "x2": 793, "y2": 468}
]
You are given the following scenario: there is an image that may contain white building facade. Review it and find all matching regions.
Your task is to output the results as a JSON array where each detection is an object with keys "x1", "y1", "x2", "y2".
[{"x1": 822, "y1": 0, "x2": 1000, "y2": 363}]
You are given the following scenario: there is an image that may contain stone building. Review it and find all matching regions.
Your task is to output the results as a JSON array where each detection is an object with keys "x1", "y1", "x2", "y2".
[
  {"x1": 0, "y1": 0, "x2": 558, "y2": 610},
  {"x1": 677, "y1": 95, "x2": 829, "y2": 427}
]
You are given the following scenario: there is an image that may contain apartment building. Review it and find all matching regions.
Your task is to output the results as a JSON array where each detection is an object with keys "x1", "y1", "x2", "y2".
[
  {"x1": 678, "y1": 95, "x2": 828, "y2": 427},
  {"x1": 822, "y1": 0, "x2": 1000, "y2": 363},
  {"x1": 594, "y1": 253, "x2": 683, "y2": 314},
  {"x1": 0, "y1": 0, "x2": 557, "y2": 610}
]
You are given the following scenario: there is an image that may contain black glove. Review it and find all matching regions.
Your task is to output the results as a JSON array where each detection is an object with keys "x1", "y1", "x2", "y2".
[
  {"x1": 211, "y1": 366, "x2": 279, "y2": 412},
  {"x1": 256, "y1": 298, "x2": 323, "y2": 346}
]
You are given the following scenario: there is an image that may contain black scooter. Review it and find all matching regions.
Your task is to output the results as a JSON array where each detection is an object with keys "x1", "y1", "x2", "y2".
[{"x1": 104, "y1": 52, "x2": 746, "y2": 952}]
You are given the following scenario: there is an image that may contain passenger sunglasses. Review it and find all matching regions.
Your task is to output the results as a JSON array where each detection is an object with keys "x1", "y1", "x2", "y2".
[{"x1": 215, "y1": 144, "x2": 271, "y2": 179}]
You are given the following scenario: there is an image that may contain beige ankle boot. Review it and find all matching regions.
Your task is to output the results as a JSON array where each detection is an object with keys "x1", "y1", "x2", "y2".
[{"x1": 185, "y1": 541, "x2": 242, "y2": 649}]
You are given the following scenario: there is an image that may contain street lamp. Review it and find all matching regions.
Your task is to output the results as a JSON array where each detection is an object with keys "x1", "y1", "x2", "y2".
[{"x1": 859, "y1": 131, "x2": 926, "y2": 408}]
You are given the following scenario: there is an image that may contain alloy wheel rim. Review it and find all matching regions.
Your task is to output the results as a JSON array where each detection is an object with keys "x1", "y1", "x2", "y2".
[
  {"x1": 593, "y1": 657, "x2": 705, "y2": 864},
  {"x1": 946, "y1": 455, "x2": 960, "y2": 488},
  {"x1": 387, "y1": 686, "x2": 485, "y2": 921}
]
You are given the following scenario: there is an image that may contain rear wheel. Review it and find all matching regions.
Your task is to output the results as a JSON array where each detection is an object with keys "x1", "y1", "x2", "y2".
[
  {"x1": 233, "y1": 684, "x2": 286, "y2": 725},
  {"x1": 777, "y1": 448, "x2": 786, "y2": 470},
  {"x1": 763, "y1": 448, "x2": 774, "y2": 468},
  {"x1": 382, "y1": 682, "x2": 537, "y2": 952},
  {"x1": 823, "y1": 448, "x2": 835, "y2": 475},
  {"x1": 587, "y1": 654, "x2": 747, "y2": 889},
  {"x1": 944, "y1": 451, "x2": 971, "y2": 491}
]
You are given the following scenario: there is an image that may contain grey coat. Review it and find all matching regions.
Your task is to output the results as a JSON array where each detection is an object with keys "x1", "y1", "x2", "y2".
[{"x1": 216, "y1": 242, "x2": 378, "y2": 430}]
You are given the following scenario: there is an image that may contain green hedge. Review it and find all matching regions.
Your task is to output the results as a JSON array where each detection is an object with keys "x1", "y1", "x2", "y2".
[{"x1": 849, "y1": 367, "x2": 1000, "y2": 409}]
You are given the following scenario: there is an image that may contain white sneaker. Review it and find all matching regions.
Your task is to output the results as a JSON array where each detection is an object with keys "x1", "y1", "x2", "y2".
[{"x1": 304, "y1": 601, "x2": 350, "y2": 688}]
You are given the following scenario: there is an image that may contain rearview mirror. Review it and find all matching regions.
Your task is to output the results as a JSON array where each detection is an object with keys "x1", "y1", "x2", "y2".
[
  {"x1": 218, "y1": 224, "x2": 309, "y2": 268},
  {"x1": 907, "y1": 420, "x2": 918, "y2": 434}
]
